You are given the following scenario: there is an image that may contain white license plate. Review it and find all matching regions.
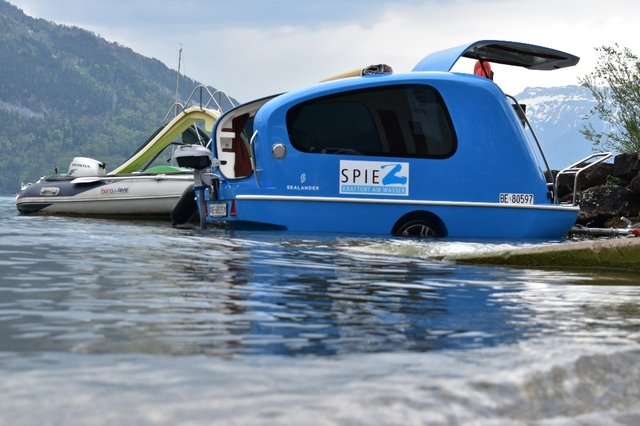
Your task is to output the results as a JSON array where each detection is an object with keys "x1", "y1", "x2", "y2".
[
  {"x1": 499, "y1": 193, "x2": 534, "y2": 204},
  {"x1": 208, "y1": 203, "x2": 227, "y2": 217}
]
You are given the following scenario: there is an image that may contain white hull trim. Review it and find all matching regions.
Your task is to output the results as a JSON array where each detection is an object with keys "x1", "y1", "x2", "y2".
[{"x1": 235, "y1": 194, "x2": 580, "y2": 212}]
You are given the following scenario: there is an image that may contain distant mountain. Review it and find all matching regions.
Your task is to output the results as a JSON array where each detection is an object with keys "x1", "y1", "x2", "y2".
[
  {"x1": 0, "y1": 0, "x2": 235, "y2": 194},
  {"x1": 515, "y1": 85, "x2": 611, "y2": 170}
]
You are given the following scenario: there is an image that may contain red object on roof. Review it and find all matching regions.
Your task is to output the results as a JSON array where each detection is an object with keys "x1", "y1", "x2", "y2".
[{"x1": 474, "y1": 60, "x2": 494, "y2": 80}]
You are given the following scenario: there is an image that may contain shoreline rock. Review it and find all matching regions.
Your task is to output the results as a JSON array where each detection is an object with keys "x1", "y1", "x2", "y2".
[{"x1": 559, "y1": 152, "x2": 640, "y2": 228}]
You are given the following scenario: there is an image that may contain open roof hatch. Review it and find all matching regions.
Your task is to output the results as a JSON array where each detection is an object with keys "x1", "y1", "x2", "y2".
[{"x1": 412, "y1": 40, "x2": 579, "y2": 72}]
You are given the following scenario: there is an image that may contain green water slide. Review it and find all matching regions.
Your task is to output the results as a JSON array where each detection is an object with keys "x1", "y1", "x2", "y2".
[{"x1": 109, "y1": 106, "x2": 220, "y2": 175}]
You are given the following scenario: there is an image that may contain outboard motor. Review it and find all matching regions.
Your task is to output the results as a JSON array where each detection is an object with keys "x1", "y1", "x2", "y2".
[
  {"x1": 171, "y1": 144, "x2": 223, "y2": 228},
  {"x1": 173, "y1": 144, "x2": 213, "y2": 170},
  {"x1": 68, "y1": 157, "x2": 106, "y2": 177}
]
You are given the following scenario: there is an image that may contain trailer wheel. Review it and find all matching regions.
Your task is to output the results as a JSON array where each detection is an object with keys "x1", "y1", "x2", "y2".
[
  {"x1": 395, "y1": 219, "x2": 439, "y2": 238},
  {"x1": 393, "y1": 213, "x2": 446, "y2": 238}
]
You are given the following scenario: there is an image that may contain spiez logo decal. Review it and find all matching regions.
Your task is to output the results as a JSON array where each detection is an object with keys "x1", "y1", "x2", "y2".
[{"x1": 339, "y1": 160, "x2": 409, "y2": 196}]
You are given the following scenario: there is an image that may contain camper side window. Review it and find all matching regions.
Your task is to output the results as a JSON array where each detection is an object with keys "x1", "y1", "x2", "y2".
[{"x1": 287, "y1": 84, "x2": 457, "y2": 158}]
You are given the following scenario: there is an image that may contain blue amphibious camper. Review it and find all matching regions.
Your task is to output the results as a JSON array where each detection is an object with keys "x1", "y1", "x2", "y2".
[{"x1": 173, "y1": 41, "x2": 606, "y2": 238}]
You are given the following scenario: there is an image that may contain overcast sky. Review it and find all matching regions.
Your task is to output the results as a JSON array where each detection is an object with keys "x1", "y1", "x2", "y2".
[{"x1": 9, "y1": 0, "x2": 640, "y2": 102}]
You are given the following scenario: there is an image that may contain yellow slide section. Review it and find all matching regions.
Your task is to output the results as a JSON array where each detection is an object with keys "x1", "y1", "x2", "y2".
[{"x1": 109, "y1": 107, "x2": 221, "y2": 175}]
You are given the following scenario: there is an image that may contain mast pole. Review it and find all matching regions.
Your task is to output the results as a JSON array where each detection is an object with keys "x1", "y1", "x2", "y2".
[{"x1": 174, "y1": 43, "x2": 182, "y2": 116}]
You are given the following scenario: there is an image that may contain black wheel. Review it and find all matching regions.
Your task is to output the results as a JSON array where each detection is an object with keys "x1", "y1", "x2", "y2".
[
  {"x1": 395, "y1": 219, "x2": 440, "y2": 238},
  {"x1": 171, "y1": 184, "x2": 197, "y2": 226}
]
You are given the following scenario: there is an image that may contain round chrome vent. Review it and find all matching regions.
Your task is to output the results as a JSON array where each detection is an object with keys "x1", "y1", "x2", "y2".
[{"x1": 272, "y1": 144, "x2": 286, "y2": 159}]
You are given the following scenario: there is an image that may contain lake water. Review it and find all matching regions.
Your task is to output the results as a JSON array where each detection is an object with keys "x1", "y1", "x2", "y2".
[{"x1": 1, "y1": 196, "x2": 639, "y2": 425}]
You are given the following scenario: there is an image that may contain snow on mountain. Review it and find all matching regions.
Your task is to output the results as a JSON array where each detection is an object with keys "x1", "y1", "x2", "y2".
[{"x1": 514, "y1": 85, "x2": 611, "y2": 170}]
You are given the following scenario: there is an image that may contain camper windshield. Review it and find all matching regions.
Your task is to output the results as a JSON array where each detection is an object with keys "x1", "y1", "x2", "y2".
[{"x1": 287, "y1": 84, "x2": 457, "y2": 158}]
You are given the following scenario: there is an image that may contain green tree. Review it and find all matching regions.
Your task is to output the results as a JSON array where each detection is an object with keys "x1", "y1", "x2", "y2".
[{"x1": 580, "y1": 44, "x2": 640, "y2": 153}]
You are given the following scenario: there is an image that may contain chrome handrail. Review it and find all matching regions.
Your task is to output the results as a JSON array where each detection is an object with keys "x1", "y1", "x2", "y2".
[
  {"x1": 554, "y1": 152, "x2": 612, "y2": 205},
  {"x1": 184, "y1": 85, "x2": 238, "y2": 112},
  {"x1": 162, "y1": 85, "x2": 238, "y2": 124},
  {"x1": 250, "y1": 130, "x2": 260, "y2": 187}
]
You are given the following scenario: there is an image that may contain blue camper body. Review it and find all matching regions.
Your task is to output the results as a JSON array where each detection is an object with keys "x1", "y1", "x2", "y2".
[{"x1": 175, "y1": 41, "x2": 596, "y2": 239}]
